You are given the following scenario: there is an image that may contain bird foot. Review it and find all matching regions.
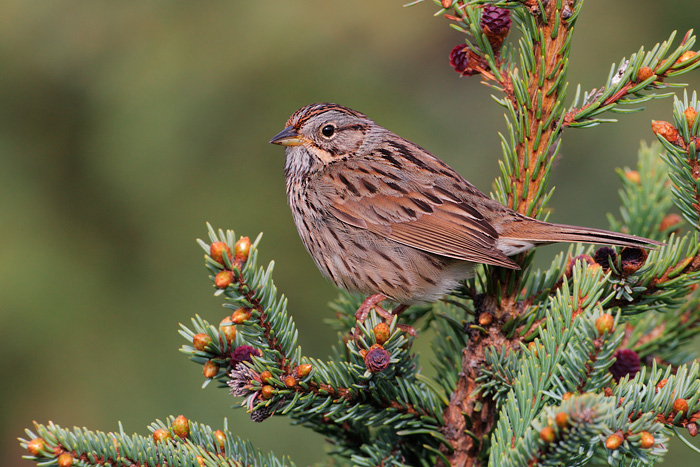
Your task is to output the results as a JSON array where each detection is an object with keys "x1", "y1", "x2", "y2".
[{"x1": 353, "y1": 294, "x2": 416, "y2": 337}]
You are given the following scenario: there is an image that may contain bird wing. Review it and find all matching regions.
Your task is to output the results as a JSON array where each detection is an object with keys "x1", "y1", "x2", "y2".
[{"x1": 319, "y1": 147, "x2": 520, "y2": 269}]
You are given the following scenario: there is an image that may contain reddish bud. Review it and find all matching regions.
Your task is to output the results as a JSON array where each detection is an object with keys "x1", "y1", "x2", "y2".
[
  {"x1": 478, "y1": 312, "x2": 493, "y2": 326},
  {"x1": 284, "y1": 375, "x2": 297, "y2": 388},
  {"x1": 210, "y1": 242, "x2": 232, "y2": 265},
  {"x1": 625, "y1": 170, "x2": 641, "y2": 184},
  {"x1": 213, "y1": 430, "x2": 226, "y2": 449},
  {"x1": 637, "y1": 66, "x2": 654, "y2": 82},
  {"x1": 595, "y1": 314, "x2": 614, "y2": 335},
  {"x1": 676, "y1": 50, "x2": 698, "y2": 65},
  {"x1": 57, "y1": 453, "x2": 73, "y2": 467},
  {"x1": 219, "y1": 317, "x2": 236, "y2": 344},
  {"x1": 203, "y1": 360, "x2": 219, "y2": 379},
  {"x1": 260, "y1": 370, "x2": 273, "y2": 383},
  {"x1": 27, "y1": 438, "x2": 45, "y2": 456},
  {"x1": 539, "y1": 426, "x2": 555, "y2": 443},
  {"x1": 689, "y1": 423, "x2": 699, "y2": 437},
  {"x1": 562, "y1": 392, "x2": 573, "y2": 400},
  {"x1": 528, "y1": 342, "x2": 538, "y2": 357},
  {"x1": 685, "y1": 107, "x2": 698, "y2": 129},
  {"x1": 555, "y1": 412, "x2": 569, "y2": 428},
  {"x1": 153, "y1": 428, "x2": 172, "y2": 443},
  {"x1": 610, "y1": 348, "x2": 641, "y2": 382},
  {"x1": 606, "y1": 433, "x2": 623, "y2": 450},
  {"x1": 660, "y1": 214, "x2": 682, "y2": 233},
  {"x1": 234, "y1": 237, "x2": 251, "y2": 262},
  {"x1": 261, "y1": 385, "x2": 274, "y2": 399},
  {"x1": 657, "y1": 379, "x2": 668, "y2": 391},
  {"x1": 193, "y1": 333, "x2": 213, "y2": 351},
  {"x1": 441, "y1": 0, "x2": 452, "y2": 7},
  {"x1": 639, "y1": 431, "x2": 655, "y2": 449},
  {"x1": 673, "y1": 398, "x2": 689, "y2": 413},
  {"x1": 651, "y1": 120, "x2": 680, "y2": 142},
  {"x1": 231, "y1": 308, "x2": 252, "y2": 324},
  {"x1": 172, "y1": 415, "x2": 189, "y2": 439},
  {"x1": 196, "y1": 456, "x2": 206, "y2": 466},
  {"x1": 214, "y1": 270, "x2": 233, "y2": 289},
  {"x1": 296, "y1": 363, "x2": 313, "y2": 378},
  {"x1": 373, "y1": 322, "x2": 391, "y2": 345}
]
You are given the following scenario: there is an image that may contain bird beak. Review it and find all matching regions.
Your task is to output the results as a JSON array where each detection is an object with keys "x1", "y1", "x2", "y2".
[{"x1": 269, "y1": 127, "x2": 304, "y2": 146}]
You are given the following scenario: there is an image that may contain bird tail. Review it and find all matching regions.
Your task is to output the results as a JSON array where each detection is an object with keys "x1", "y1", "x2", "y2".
[{"x1": 496, "y1": 220, "x2": 663, "y2": 256}]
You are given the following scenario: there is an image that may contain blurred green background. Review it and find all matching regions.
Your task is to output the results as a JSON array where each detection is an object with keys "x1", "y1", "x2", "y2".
[{"x1": 2, "y1": 1, "x2": 700, "y2": 465}]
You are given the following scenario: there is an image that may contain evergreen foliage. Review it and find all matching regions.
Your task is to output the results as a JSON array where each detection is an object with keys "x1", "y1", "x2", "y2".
[{"x1": 18, "y1": 1, "x2": 700, "y2": 466}]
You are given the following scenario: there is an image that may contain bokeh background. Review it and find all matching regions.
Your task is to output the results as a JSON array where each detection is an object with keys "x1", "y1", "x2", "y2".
[{"x1": 2, "y1": 1, "x2": 700, "y2": 465}]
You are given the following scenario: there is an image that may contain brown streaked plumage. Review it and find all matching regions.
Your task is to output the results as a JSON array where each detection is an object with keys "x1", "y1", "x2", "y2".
[{"x1": 270, "y1": 103, "x2": 662, "y2": 305}]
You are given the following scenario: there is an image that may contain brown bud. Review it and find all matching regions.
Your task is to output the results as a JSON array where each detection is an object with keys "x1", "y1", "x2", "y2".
[
  {"x1": 555, "y1": 412, "x2": 569, "y2": 428},
  {"x1": 261, "y1": 385, "x2": 274, "y2": 399},
  {"x1": 478, "y1": 312, "x2": 493, "y2": 326},
  {"x1": 639, "y1": 431, "x2": 655, "y2": 449},
  {"x1": 528, "y1": 342, "x2": 538, "y2": 357},
  {"x1": 373, "y1": 322, "x2": 391, "y2": 345},
  {"x1": 196, "y1": 455, "x2": 206, "y2": 466},
  {"x1": 685, "y1": 107, "x2": 698, "y2": 129},
  {"x1": 296, "y1": 363, "x2": 313, "y2": 378},
  {"x1": 27, "y1": 438, "x2": 46, "y2": 456},
  {"x1": 673, "y1": 398, "x2": 689, "y2": 413},
  {"x1": 651, "y1": 120, "x2": 679, "y2": 142},
  {"x1": 539, "y1": 426, "x2": 555, "y2": 443},
  {"x1": 606, "y1": 433, "x2": 623, "y2": 450},
  {"x1": 660, "y1": 214, "x2": 682, "y2": 233},
  {"x1": 364, "y1": 343, "x2": 391, "y2": 373},
  {"x1": 214, "y1": 270, "x2": 233, "y2": 289},
  {"x1": 203, "y1": 360, "x2": 219, "y2": 379},
  {"x1": 231, "y1": 308, "x2": 252, "y2": 324},
  {"x1": 637, "y1": 66, "x2": 654, "y2": 82},
  {"x1": 620, "y1": 247, "x2": 648, "y2": 275},
  {"x1": 210, "y1": 242, "x2": 232, "y2": 265},
  {"x1": 57, "y1": 453, "x2": 73, "y2": 467},
  {"x1": 172, "y1": 415, "x2": 189, "y2": 439},
  {"x1": 284, "y1": 375, "x2": 297, "y2": 388},
  {"x1": 624, "y1": 170, "x2": 641, "y2": 184},
  {"x1": 689, "y1": 423, "x2": 699, "y2": 437},
  {"x1": 219, "y1": 317, "x2": 236, "y2": 344},
  {"x1": 193, "y1": 333, "x2": 213, "y2": 351},
  {"x1": 441, "y1": 0, "x2": 452, "y2": 8},
  {"x1": 153, "y1": 428, "x2": 172, "y2": 443},
  {"x1": 676, "y1": 50, "x2": 698, "y2": 65},
  {"x1": 604, "y1": 387, "x2": 614, "y2": 397},
  {"x1": 595, "y1": 314, "x2": 614, "y2": 335},
  {"x1": 213, "y1": 429, "x2": 226, "y2": 449},
  {"x1": 562, "y1": 392, "x2": 573, "y2": 400},
  {"x1": 260, "y1": 370, "x2": 273, "y2": 383},
  {"x1": 656, "y1": 378, "x2": 668, "y2": 391},
  {"x1": 234, "y1": 236, "x2": 251, "y2": 262}
]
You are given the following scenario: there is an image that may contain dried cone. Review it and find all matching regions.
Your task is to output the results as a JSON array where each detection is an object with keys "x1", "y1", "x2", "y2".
[
  {"x1": 620, "y1": 247, "x2": 648, "y2": 275},
  {"x1": 651, "y1": 120, "x2": 680, "y2": 143},
  {"x1": 593, "y1": 247, "x2": 617, "y2": 271},
  {"x1": 364, "y1": 344, "x2": 391, "y2": 373}
]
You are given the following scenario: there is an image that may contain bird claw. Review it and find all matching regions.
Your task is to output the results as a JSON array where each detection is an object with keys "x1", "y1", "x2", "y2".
[{"x1": 353, "y1": 294, "x2": 416, "y2": 337}]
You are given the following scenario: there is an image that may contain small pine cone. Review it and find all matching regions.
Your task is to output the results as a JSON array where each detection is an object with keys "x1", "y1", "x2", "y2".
[
  {"x1": 250, "y1": 406, "x2": 273, "y2": 423},
  {"x1": 673, "y1": 398, "x2": 689, "y2": 413},
  {"x1": 565, "y1": 254, "x2": 594, "y2": 277},
  {"x1": 364, "y1": 344, "x2": 391, "y2": 373},
  {"x1": 609, "y1": 348, "x2": 641, "y2": 382},
  {"x1": 593, "y1": 247, "x2": 617, "y2": 270},
  {"x1": 651, "y1": 120, "x2": 680, "y2": 143},
  {"x1": 637, "y1": 66, "x2": 654, "y2": 82},
  {"x1": 172, "y1": 415, "x2": 189, "y2": 439},
  {"x1": 481, "y1": 5, "x2": 511, "y2": 51},
  {"x1": 685, "y1": 107, "x2": 698, "y2": 129},
  {"x1": 620, "y1": 247, "x2": 648, "y2": 275},
  {"x1": 449, "y1": 45, "x2": 484, "y2": 76},
  {"x1": 230, "y1": 345, "x2": 262, "y2": 367}
]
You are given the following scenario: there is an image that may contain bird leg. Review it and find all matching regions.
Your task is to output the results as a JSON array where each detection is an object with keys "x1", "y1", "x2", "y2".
[{"x1": 354, "y1": 295, "x2": 417, "y2": 337}]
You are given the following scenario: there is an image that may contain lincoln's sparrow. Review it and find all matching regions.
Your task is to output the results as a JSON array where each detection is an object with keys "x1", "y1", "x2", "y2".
[{"x1": 270, "y1": 103, "x2": 660, "y2": 311}]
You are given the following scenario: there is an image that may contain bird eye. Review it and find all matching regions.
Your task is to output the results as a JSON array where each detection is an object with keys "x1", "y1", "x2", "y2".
[{"x1": 321, "y1": 125, "x2": 336, "y2": 137}]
